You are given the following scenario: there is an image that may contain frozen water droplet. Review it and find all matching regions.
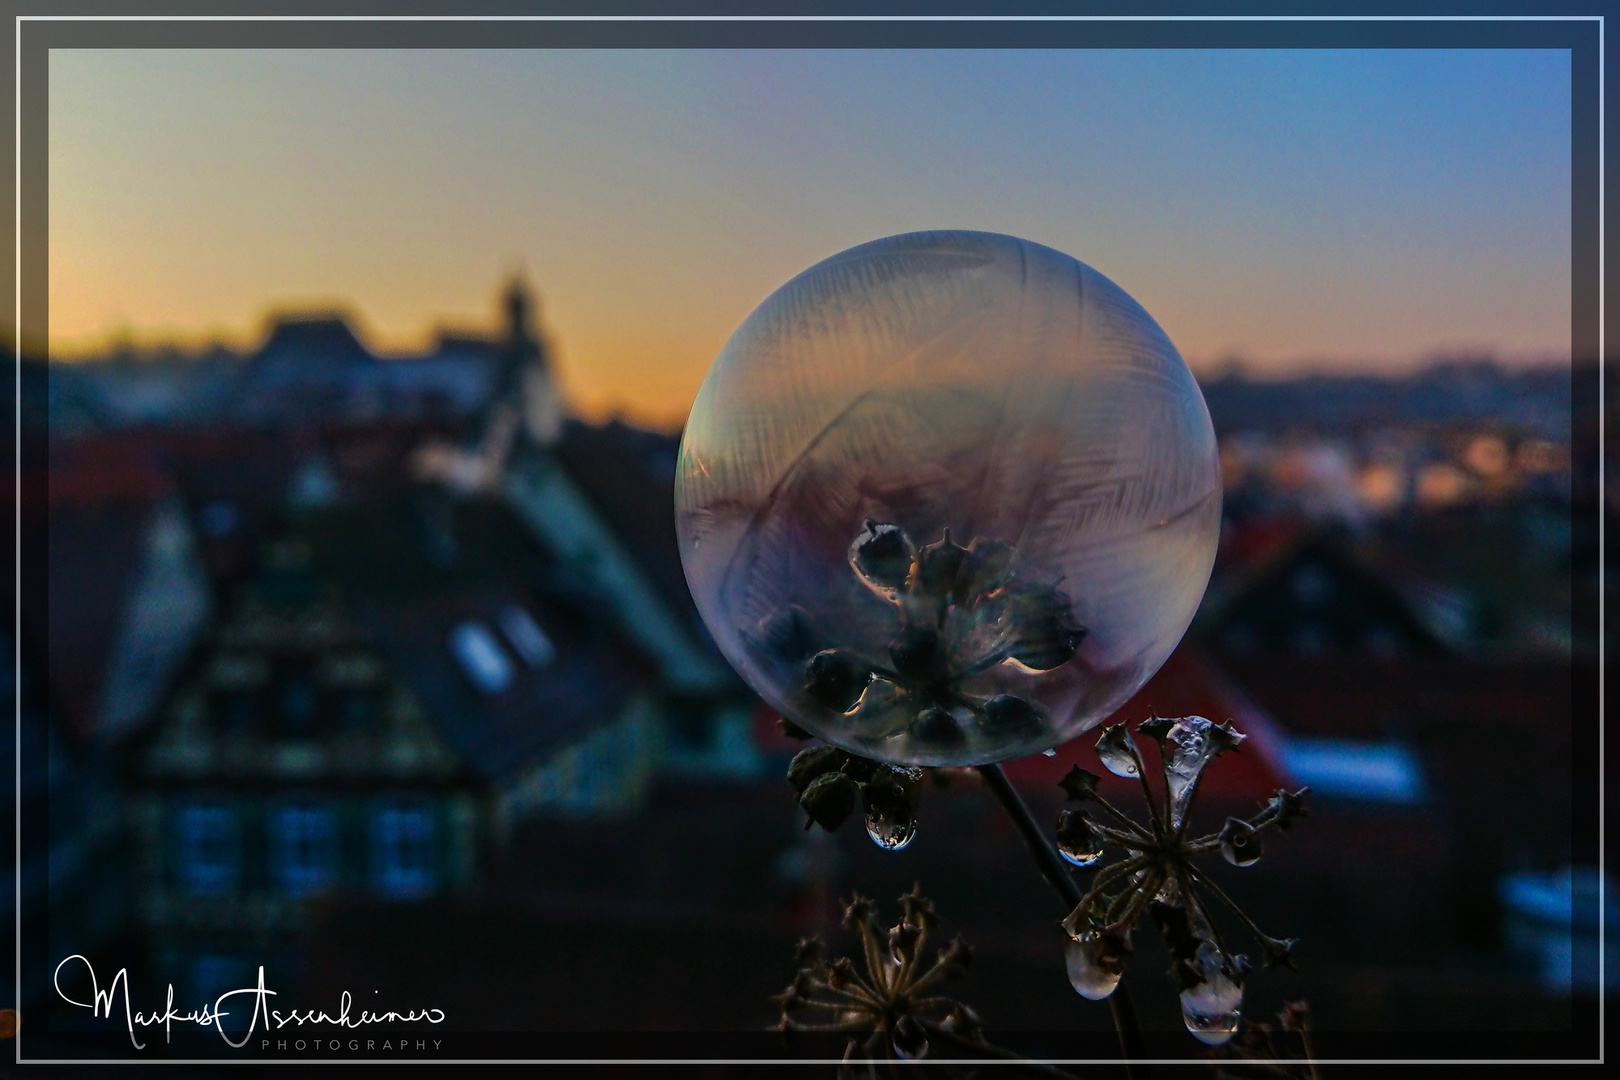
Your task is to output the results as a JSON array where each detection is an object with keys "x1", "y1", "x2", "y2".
[
  {"x1": 1095, "y1": 724, "x2": 1142, "y2": 779},
  {"x1": 675, "y1": 231, "x2": 1221, "y2": 768},
  {"x1": 1056, "y1": 808, "x2": 1105, "y2": 867},
  {"x1": 1058, "y1": 842, "x2": 1104, "y2": 868},
  {"x1": 1064, "y1": 935, "x2": 1122, "y2": 1000},
  {"x1": 1163, "y1": 716, "x2": 1245, "y2": 828},
  {"x1": 892, "y1": 1017, "x2": 929, "y2": 1060},
  {"x1": 1042, "y1": 747, "x2": 1057, "y2": 757},
  {"x1": 1219, "y1": 817, "x2": 1263, "y2": 867},
  {"x1": 865, "y1": 807, "x2": 917, "y2": 851},
  {"x1": 1179, "y1": 945, "x2": 1243, "y2": 1046}
]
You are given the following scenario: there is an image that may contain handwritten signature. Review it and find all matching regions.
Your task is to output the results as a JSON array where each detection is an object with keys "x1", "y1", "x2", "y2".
[{"x1": 54, "y1": 955, "x2": 446, "y2": 1050}]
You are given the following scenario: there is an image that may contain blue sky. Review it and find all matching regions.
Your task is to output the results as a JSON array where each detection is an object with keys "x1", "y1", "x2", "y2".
[{"x1": 50, "y1": 48, "x2": 1570, "y2": 425}]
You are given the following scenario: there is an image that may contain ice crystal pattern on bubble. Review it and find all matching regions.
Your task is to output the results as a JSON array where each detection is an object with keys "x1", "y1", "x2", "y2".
[{"x1": 676, "y1": 230, "x2": 1221, "y2": 768}]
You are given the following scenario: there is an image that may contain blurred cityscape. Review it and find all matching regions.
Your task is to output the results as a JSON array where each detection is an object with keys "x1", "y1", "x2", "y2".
[{"x1": 5, "y1": 279, "x2": 1607, "y2": 1055}]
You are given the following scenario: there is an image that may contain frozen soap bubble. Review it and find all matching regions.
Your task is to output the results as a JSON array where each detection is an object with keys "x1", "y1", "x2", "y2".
[{"x1": 676, "y1": 231, "x2": 1220, "y2": 767}]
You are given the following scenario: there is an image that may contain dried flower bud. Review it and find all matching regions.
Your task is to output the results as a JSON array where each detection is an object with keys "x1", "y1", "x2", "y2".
[
  {"x1": 773, "y1": 970, "x2": 812, "y2": 1009},
  {"x1": 841, "y1": 894, "x2": 877, "y2": 932},
  {"x1": 951, "y1": 536, "x2": 1014, "y2": 607},
  {"x1": 940, "y1": 1003, "x2": 982, "y2": 1040},
  {"x1": 778, "y1": 716, "x2": 815, "y2": 741},
  {"x1": 1218, "y1": 817, "x2": 1263, "y2": 867},
  {"x1": 900, "y1": 883, "x2": 939, "y2": 930},
  {"x1": 1205, "y1": 719, "x2": 1246, "y2": 755},
  {"x1": 909, "y1": 529, "x2": 969, "y2": 602},
  {"x1": 980, "y1": 693, "x2": 1043, "y2": 739},
  {"x1": 800, "y1": 771, "x2": 859, "y2": 832},
  {"x1": 889, "y1": 624, "x2": 945, "y2": 683},
  {"x1": 935, "y1": 935, "x2": 974, "y2": 978},
  {"x1": 1137, "y1": 713, "x2": 1177, "y2": 743},
  {"x1": 787, "y1": 744, "x2": 844, "y2": 794},
  {"x1": 910, "y1": 706, "x2": 965, "y2": 747},
  {"x1": 1260, "y1": 935, "x2": 1299, "y2": 971},
  {"x1": 794, "y1": 936, "x2": 825, "y2": 966},
  {"x1": 850, "y1": 520, "x2": 914, "y2": 591},
  {"x1": 1058, "y1": 765, "x2": 1102, "y2": 802},
  {"x1": 839, "y1": 753, "x2": 880, "y2": 783},
  {"x1": 1279, "y1": 999, "x2": 1311, "y2": 1031},
  {"x1": 1005, "y1": 583, "x2": 1087, "y2": 671},
  {"x1": 1268, "y1": 788, "x2": 1310, "y2": 831},
  {"x1": 804, "y1": 649, "x2": 870, "y2": 713},
  {"x1": 826, "y1": 955, "x2": 854, "y2": 988},
  {"x1": 889, "y1": 921, "x2": 922, "y2": 964}
]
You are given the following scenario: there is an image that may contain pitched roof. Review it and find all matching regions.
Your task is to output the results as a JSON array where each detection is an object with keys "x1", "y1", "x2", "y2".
[
  {"x1": 550, "y1": 418, "x2": 692, "y2": 623},
  {"x1": 1195, "y1": 524, "x2": 1449, "y2": 659},
  {"x1": 301, "y1": 493, "x2": 656, "y2": 783}
]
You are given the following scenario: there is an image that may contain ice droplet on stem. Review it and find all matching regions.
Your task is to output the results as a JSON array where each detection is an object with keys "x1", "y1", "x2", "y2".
[
  {"x1": 1064, "y1": 934, "x2": 1122, "y2": 1000},
  {"x1": 1179, "y1": 944, "x2": 1243, "y2": 1045}
]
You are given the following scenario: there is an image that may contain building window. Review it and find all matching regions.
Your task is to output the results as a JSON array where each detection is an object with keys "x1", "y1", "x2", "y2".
[
  {"x1": 280, "y1": 674, "x2": 320, "y2": 734},
  {"x1": 271, "y1": 803, "x2": 338, "y2": 897},
  {"x1": 175, "y1": 803, "x2": 238, "y2": 896},
  {"x1": 371, "y1": 802, "x2": 437, "y2": 899},
  {"x1": 498, "y1": 605, "x2": 555, "y2": 669},
  {"x1": 448, "y1": 621, "x2": 514, "y2": 694}
]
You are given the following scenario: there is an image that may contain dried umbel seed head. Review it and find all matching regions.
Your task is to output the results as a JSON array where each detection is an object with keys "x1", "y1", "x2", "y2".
[
  {"x1": 1056, "y1": 718, "x2": 1310, "y2": 1045},
  {"x1": 775, "y1": 888, "x2": 985, "y2": 1064}
]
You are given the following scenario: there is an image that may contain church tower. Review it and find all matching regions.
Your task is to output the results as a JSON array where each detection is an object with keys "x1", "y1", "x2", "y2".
[{"x1": 500, "y1": 276, "x2": 563, "y2": 447}]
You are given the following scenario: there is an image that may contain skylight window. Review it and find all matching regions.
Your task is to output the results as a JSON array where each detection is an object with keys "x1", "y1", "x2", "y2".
[
  {"x1": 448, "y1": 621, "x2": 514, "y2": 694},
  {"x1": 498, "y1": 604, "x2": 556, "y2": 669},
  {"x1": 1277, "y1": 738, "x2": 1426, "y2": 804}
]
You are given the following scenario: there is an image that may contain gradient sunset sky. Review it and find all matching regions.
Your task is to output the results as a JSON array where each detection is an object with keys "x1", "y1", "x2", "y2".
[{"x1": 49, "y1": 48, "x2": 1570, "y2": 428}]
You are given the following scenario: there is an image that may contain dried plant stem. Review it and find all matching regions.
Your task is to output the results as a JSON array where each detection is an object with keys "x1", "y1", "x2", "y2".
[{"x1": 977, "y1": 764, "x2": 1151, "y2": 1077}]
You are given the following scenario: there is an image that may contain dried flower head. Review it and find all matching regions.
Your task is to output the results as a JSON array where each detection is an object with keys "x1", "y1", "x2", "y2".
[
  {"x1": 774, "y1": 886, "x2": 979, "y2": 1064},
  {"x1": 1056, "y1": 716, "x2": 1309, "y2": 1046},
  {"x1": 759, "y1": 522, "x2": 1086, "y2": 762}
]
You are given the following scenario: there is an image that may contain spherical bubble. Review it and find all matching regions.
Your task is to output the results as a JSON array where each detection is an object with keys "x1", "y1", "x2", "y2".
[{"x1": 676, "y1": 231, "x2": 1220, "y2": 766}]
